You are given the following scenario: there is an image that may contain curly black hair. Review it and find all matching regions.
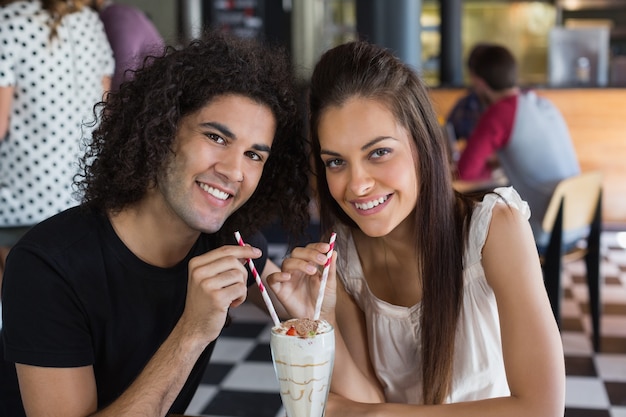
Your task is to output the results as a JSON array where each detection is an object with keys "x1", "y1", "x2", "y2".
[{"x1": 75, "y1": 30, "x2": 311, "y2": 243}]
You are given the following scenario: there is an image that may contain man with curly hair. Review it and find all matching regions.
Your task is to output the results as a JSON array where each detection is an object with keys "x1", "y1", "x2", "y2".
[{"x1": 0, "y1": 31, "x2": 311, "y2": 417}]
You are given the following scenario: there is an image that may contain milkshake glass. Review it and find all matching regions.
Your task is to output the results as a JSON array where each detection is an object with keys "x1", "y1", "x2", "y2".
[{"x1": 270, "y1": 319, "x2": 335, "y2": 417}]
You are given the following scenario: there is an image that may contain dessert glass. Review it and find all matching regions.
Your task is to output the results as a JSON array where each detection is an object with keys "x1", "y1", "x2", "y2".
[{"x1": 270, "y1": 320, "x2": 335, "y2": 417}]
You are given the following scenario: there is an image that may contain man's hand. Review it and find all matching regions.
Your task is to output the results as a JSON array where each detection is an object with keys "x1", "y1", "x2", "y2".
[{"x1": 180, "y1": 244, "x2": 262, "y2": 343}]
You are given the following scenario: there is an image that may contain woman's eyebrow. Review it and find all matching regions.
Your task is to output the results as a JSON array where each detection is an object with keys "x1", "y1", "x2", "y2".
[
  {"x1": 361, "y1": 136, "x2": 395, "y2": 151},
  {"x1": 320, "y1": 136, "x2": 394, "y2": 156},
  {"x1": 320, "y1": 149, "x2": 341, "y2": 157}
]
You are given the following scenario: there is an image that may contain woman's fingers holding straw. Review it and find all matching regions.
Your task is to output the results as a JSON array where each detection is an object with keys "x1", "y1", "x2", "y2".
[
  {"x1": 268, "y1": 237, "x2": 337, "y2": 320},
  {"x1": 285, "y1": 243, "x2": 332, "y2": 275},
  {"x1": 266, "y1": 242, "x2": 327, "y2": 319}
]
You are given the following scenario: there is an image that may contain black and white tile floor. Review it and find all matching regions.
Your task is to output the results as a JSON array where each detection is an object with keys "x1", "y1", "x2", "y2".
[
  {"x1": 185, "y1": 231, "x2": 626, "y2": 417},
  {"x1": 1, "y1": 233, "x2": 622, "y2": 416}
]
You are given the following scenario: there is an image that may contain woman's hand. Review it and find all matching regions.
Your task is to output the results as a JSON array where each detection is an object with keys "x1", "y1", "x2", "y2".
[{"x1": 267, "y1": 241, "x2": 337, "y2": 320}]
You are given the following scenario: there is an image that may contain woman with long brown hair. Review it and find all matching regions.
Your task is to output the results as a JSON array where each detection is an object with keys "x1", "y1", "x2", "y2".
[{"x1": 269, "y1": 40, "x2": 565, "y2": 417}]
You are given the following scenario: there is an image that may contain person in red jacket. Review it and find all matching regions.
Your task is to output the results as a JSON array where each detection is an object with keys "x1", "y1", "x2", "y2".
[{"x1": 456, "y1": 44, "x2": 580, "y2": 243}]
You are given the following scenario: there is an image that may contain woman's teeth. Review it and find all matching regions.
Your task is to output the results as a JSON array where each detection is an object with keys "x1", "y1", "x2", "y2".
[{"x1": 355, "y1": 196, "x2": 388, "y2": 210}]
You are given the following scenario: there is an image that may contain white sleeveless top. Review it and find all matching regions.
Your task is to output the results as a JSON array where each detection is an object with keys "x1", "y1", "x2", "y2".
[{"x1": 336, "y1": 187, "x2": 528, "y2": 404}]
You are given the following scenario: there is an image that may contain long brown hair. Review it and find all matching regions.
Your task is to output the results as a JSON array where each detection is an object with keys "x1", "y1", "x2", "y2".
[{"x1": 309, "y1": 40, "x2": 475, "y2": 404}]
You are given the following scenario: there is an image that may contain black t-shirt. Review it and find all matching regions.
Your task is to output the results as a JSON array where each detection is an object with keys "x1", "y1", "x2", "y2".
[{"x1": 0, "y1": 206, "x2": 267, "y2": 416}]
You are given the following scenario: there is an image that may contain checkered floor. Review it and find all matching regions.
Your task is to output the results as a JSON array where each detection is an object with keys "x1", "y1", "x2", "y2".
[{"x1": 185, "y1": 231, "x2": 626, "y2": 417}]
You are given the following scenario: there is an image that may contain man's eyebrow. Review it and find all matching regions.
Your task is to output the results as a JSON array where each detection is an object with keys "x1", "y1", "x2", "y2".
[
  {"x1": 201, "y1": 121, "x2": 271, "y2": 153},
  {"x1": 253, "y1": 143, "x2": 272, "y2": 153},
  {"x1": 201, "y1": 121, "x2": 235, "y2": 139}
]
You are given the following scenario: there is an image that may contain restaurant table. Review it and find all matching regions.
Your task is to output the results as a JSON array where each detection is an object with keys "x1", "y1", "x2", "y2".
[
  {"x1": 453, "y1": 176, "x2": 509, "y2": 193},
  {"x1": 168, "y1": 414, "x2": 201, "y2": 417}
]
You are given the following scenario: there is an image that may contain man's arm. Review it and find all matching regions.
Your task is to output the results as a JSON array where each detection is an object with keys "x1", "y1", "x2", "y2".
[
  {"x1": 14, "y1": 244, "x2": 258, "y2": 417},
  {"x1": 17, "y1": 326, "x2": 206, "y2": 417}
]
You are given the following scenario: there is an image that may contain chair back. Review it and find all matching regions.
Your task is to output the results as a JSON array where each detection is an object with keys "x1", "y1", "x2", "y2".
[
  {"x1": 541, "y1": 171, "x2": 603, "y2": 235},
  {"x1": 540, "y1": 170, "x2": 603, "y2": 352}
]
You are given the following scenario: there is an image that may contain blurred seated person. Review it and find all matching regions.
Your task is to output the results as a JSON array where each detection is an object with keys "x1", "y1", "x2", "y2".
[
  {"x1": 446, "y1": 43, "x2": 491, "y2": 146},
  {"x1": 456, "y1": 44, "x2": 580, "y2": 246},
  {"x1": 92, "y1": 0, "x2": 165, "y2": 91}
]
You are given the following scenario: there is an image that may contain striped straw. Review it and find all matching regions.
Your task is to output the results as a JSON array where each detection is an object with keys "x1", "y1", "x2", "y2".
[
  {"x1": 313, "y1": 232, "x2": 337, "y2": 320},
  {"x1": 234, "y1": 231, "x2": 280, "y2": 327}
]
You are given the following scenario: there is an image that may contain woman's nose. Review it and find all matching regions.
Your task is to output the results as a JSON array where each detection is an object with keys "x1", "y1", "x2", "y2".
[{"x1": 349, "y1": 165, "x2": 374, "y2": 196}]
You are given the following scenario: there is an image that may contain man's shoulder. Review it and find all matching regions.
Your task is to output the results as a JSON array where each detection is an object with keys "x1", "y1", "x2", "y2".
[
  {"x1": 17, "y1": 206, "x2": 104, "y2": 254},
  {"x1": 484, "y1": 93, "x2": 518, "y2": 119}
]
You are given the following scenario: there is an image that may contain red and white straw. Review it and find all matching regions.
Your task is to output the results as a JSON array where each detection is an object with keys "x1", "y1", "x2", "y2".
[
  {"x1": 313, "y1": 232, "x2": 337, "y2": 320},
  {"x1": 234, "y1": 231, "x2": 280, "y2": 327}
]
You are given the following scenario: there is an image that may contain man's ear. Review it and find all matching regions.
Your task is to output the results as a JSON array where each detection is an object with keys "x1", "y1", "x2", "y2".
[
  {"x1": 472, "y1": 76, "x2": 487, "y2": 90},
  {"x1": 471, "y1": 77, "x2": 491, "y2": 104}
]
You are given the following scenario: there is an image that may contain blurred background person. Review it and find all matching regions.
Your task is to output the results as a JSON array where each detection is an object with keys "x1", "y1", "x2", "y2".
[
  {"x1": 0, "y1": 0, "x2": 114, "y2": 284},
  {"x1": 456, "y1": 44, "x2": 580, "y2": 245},
  {"x1": 91, "y1": 0, "x2": 164, "y2": 91},
  {"x1": 445, "y1": 42, "x2": 492, "y2": 144}
]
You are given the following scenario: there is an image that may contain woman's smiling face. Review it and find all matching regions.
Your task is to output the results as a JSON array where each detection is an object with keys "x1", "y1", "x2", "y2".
[{"x1": 318, "y1": 97, "x2": 419, "y2": 237}]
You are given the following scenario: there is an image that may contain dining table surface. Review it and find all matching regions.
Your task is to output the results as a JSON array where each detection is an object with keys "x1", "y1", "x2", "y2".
[{"x1": 453, "y1": 175, "x2": 509, "y2": 193}]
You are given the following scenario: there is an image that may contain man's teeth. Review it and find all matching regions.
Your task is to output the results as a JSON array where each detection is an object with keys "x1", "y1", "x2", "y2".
[
  {"x1": 200, "y1": 183, "x2": 230, "y2": 200},
  {"x1": 355, "y1": 196, "x2": 388, "y2": 210}
]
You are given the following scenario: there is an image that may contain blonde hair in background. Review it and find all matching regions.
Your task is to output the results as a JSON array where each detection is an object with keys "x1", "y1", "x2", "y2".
[
  {"x1": 42, "y1": 0, "x2": 88, "y2": 40},
  {"x1": 0, "y1": 0, "x2": 89, "y2": 40}
]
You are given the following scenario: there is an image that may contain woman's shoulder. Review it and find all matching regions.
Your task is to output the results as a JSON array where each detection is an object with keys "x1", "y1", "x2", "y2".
[
  {"x1": 465, "y1": 187, "x2": 530, "y2": 258},
  {"x1": 474, "y1": 187, "x2": 529, "y2": 220}
]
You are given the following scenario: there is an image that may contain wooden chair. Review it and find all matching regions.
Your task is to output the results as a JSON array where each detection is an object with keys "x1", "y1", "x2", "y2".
[{"x1": 539, "y1": 171, "x2": 603, "y2": 352}]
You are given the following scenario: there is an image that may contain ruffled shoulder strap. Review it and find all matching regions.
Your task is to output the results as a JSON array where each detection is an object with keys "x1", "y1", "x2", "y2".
[{"x1": 465, "y1": 187, "x2": 530, "y2": 265}]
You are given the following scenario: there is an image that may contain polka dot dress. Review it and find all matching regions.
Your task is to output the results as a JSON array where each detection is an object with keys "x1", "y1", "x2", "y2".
[{"x1": 0, "y1": 0, "x2": 114, "y2": 226}]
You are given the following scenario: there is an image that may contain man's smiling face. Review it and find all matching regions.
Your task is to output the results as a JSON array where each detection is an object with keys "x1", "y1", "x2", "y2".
[{"x1": 156, "y1": 94, "x2": 276, "y2": 234}]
